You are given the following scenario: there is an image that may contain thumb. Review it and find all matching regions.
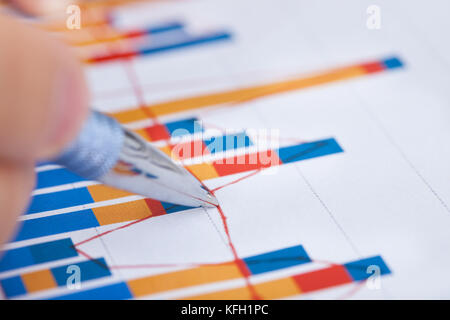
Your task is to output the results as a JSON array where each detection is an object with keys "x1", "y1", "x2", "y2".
[
  {"x1": 0, "y1": 15, "x2": 88, "y2": 245},
  {"x1": 9, "y1": 0, "x2": 73, "y2": 16},
  {"x1": 0, "y1": 14, "x2": 89, "y2": 162}
]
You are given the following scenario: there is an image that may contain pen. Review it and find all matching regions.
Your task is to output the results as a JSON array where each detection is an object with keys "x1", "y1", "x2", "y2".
[{"x1": 51, "y1": 111, "x2": 219, "y2": 208}]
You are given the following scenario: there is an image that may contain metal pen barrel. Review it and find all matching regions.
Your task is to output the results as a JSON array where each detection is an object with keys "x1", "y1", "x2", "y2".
[{"x1": 53, "y1": 111, "x2": 124, "y2": 180}]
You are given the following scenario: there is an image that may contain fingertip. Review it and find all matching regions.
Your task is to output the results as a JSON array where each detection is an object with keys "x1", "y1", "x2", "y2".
[
  {"x1": 0, "y1": 14, "x2": 89, "y2": 162},
  {"x1": 10, "y1": 0, "x2": 73, "y2": 16},
  {"x1": 37, "y1": 41, "x2": 90, "y2": 159}
]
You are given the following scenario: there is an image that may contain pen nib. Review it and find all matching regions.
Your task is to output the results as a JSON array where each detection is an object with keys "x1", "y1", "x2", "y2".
[{"x1": 203, "y1": 192, "x2": 219, "y2": 207}]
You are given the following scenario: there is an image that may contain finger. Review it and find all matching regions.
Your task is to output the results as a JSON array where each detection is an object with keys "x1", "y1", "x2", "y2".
[
  {"x1": 0, "y1": 160, "x2": 35, "y2": 246},
  {"x1": 9, "y1": 0, "x2": 72, "y2": 16},
  {"x1": 0, "y1": 14, "x2": 89, "y2": 163}
]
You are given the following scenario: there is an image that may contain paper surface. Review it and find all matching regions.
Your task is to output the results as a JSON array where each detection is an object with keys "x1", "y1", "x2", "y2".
[{"x1": 1, "y1": 0, "x2": 450, "y2": 299}]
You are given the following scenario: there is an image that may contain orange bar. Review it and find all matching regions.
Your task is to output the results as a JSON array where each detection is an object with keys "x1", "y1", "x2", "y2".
[
  {"x1": 134, "y1": 128, "x2": 151, "y2": 141},
  {"x1": 87, "y1": 185, "x2": 133, "y2": 202},
  {"x1": 41, "y1": 0, "x2": 159, "y2": 33},
  {"x1": 127, "y1": 263, "x2": 242, "y2": 297},
  {"x1": 254, "y1": 277, "x2": 300, "y2": 299},
  {"x1": 185, "y1": 277, "x2": 301, "y2": 300},
  {"x1": 112, "y1": 65, "x2": 368, "y2": 122},
  {"x1": 21, "y1": 270, "x2": 57, "y2": 293},
  {"x1": 79, "y1": 0, "x2": 150, "y2": 10},
  {"x1": 92, "y1": 199, "x2": 152, "y2": 225},
  {"x1": 186, "y1": 286, "x2": 253, "y2": 300},
  {"x1": 66, "y1": 27, "x2": 124, "y2": 47},
  {"x1": 158, "y1": 145, "x2": 174, "y2": 158},
  {"x1": 185, "y1": 163, "x2": 219, "y2": 181}
]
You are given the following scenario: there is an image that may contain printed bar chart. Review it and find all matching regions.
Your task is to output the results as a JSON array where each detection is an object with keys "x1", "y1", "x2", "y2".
[
  {"x1": 50, "y1": 244, "x2": 311, "y2": 299},
  {"x1": 0, "y1": 0, "x2": 409, "y2": 300},
  {"x1": 112, "y1": 57, "x2": 404, "y2": 122},
  {"x1": 45, "y1": 245, "x2": 390, "y2": 300}
]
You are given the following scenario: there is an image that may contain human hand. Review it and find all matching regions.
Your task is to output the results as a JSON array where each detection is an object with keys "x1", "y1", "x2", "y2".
[
  {"x1": 0, "y1": 1, "x2": 88, "y2": 246},
  {"x1": 9, "y1": 0, "x2": 72, "y2": 16}
]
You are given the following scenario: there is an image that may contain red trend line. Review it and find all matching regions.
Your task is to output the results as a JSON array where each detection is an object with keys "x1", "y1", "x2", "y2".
[
  {"x1": 74, "y1": 28, "x2": 336, "y2": 299},
  {"x1": 123, "y1": 61, "x2": 158, "y2": 120},
  {"x1": 213, "y1": 200, "x2": 261, "y2": 300},
  {"x1": 338, "y1": 279, "x2": 367, "y2": 300},
  {"x1": 184, "y1": 166, "x2": 262, "y2": 299},
  {"x1": 212, "y1": 169, "x2": 261, "y2": 193},
  {"x1": 76, "y1": 30, "x2": 264, "y2": 298},
  {"x1": 73, "y1": 214, "x2": 154, "y2": 247},
  {"x1": 70, "y1": 165, "x2": 268, "y2": 298}
]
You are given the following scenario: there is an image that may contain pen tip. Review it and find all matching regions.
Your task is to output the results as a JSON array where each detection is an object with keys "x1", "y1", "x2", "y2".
[{"x1": 202, "y1": 192, "x2": 219, "y2": 207}]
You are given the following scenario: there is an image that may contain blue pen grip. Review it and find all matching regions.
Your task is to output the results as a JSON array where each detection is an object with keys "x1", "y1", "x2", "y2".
[{"x1": 53, "y1": 111, "x2": 124, "y2": 180}]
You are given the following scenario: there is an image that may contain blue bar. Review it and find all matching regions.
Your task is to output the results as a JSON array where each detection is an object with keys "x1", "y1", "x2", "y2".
[
  {"x1": 0, "y1": 276, "x2": 26, "y2": 298},
  {"x1": 0, "y1": 239, "x2": 78, "y2": 272},
  {"x1": 165, "y1": 117, "x2": 203, "y2": 136},
  {"x1": 36, "y1": 168, "x2": 85, "y2": 189},
  {"x1": 138, "y1": 31, "x2": 232, "y2": 57},
  {"x1": 50, "y1": 282, "x2": 132, "y2": 300},
  {"x1": 27, "y1": 187, "x2": 94, "y2": 214},
  {"x1": 161, "y1": 202, "x2": 196, "y2": 213},
  {"x1": 145, "y1": 21, "x2": 184, "y2": 35},
  {"x1": 29, "y1": 238, "x2": 78, "y2": 264},
  {"x1": 382, "y1": 56, "x2": 403, "y2": 70},
  {"x1": 0, "y1": 247, "x2": 34, "y2": 272},
  {"x1": 244, "y1": 245, "x2": 311, "y2": 275},
  {"x1": 51, "y1": 258, "x2": 111, "y2": 286},
  {"x1": 344, "y1": 255, "x2": 391, "y2": 281},
  {"x1": 277, "y1": 138, "x2": 343, "y2": 164},
  {"x1": 205, "y1": 132, "x2": 253, "y2": 154},
  {"x1": 14, "y1": 210, "x2": 100, "y2": 242}
]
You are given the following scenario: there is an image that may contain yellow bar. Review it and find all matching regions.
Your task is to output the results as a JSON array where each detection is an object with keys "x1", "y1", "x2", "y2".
[
  {"x1": 88, "y1": 185, "x2": 133, "y2": 202},
  {"x1": 68, "y1": 30, "x2": 124, "y2": 47},
  {"x1": 134, "y1": 128, "x2": 151, "y2": 141},
  {"x1": 112, "y1": 65, "x2": 367, "y2": 122},
  {"x1": 21, "y1": 270, "x2": 57, "y2": 293},
  {"x1": 92, "y1": 199, "x2": 152, "y2": 225},
  {"x1": 128, "y1": 263, "x2": 242, "y2": 297},
  {"x1": 254, "y1": 277, "x2": 301, "y2": 299},
  {"x1": 184, "y1": 277, "x2": 301, "y2": 300},
  {"x1": 186, "y1": 163, "x2": 219, "y2": 181},
  {"x1": 158, "y1": 145, "x2": 174, "y2": 158},
  {"x1": 185, "y1": 286, "x2": 253, "y2": 300},
  {"x1": 80, "y1": 0, "x2": 149, "y2": 10}
]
